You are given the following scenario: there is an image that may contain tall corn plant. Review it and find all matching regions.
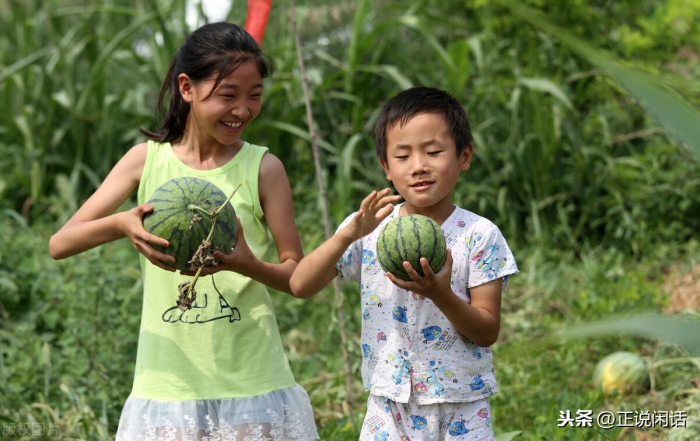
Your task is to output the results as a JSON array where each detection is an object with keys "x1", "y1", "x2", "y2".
[{"x1": 0, "y1": 0, "x2": 186, "y2": 221}]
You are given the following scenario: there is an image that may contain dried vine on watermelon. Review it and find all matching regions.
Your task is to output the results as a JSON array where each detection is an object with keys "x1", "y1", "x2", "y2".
[{"x1": 143, "y1": 177, "x2": 240, "y2": 311}]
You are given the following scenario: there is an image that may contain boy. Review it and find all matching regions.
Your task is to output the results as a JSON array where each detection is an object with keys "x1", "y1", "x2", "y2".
[{"x1": 290, "y1": 87, "x2": 518, "y2": 440}]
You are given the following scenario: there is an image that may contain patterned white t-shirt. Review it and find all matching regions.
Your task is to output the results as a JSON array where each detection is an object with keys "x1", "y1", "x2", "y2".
[{"x1": 336, "y1": 203, "x2": 518, "y2": 404}]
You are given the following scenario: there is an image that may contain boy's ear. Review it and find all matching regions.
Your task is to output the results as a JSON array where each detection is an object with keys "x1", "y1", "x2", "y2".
[
  {"x1": 379, "y1": 157, "x2": 392, "y2": 181},
  {"x1": 178, "y1": 73, "x2": 194, "y2": 103},
  {"x1": 460, "y1": 143, "x2": 474, "y2": 171}
]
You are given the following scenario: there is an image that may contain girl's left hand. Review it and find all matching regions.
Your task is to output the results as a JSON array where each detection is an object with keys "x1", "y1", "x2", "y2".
[
  {"x1": 180, "y1": 217, "x2": 256, "y2": 276},
  {"x1": 385, "y1": 249, "x2": 454, "y2": 301}
]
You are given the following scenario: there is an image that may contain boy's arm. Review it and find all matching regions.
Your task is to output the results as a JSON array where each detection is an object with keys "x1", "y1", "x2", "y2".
[
  {"x1": 289, "y1": 230, "x2": 353, "y2": 298},
  {"x1": 386, "y1": 251, "x2": 502, "y2": 347},
  {"x1": 290, "y1": 188, "x2": 401, "y2": 298}
]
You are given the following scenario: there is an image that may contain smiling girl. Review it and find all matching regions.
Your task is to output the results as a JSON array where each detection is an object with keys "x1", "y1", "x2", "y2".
[{"x1": 50, "y1": 22, "x2": 318, "y2": 441}]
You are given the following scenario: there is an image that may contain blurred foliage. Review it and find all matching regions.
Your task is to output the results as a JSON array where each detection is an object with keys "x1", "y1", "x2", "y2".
[{"x1": 2, "y1": 0, "x2": 700, "y2": 439}]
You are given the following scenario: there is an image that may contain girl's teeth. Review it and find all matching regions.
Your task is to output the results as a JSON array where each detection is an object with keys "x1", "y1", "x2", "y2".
[{"x1": 223, "y1": 122, "x2": 242, "y2": 128}]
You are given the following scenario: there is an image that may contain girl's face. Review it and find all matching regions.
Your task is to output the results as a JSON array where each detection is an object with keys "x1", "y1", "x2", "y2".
[{"x1": 179, "y1": 57, "x2": 263, "y2": 148}]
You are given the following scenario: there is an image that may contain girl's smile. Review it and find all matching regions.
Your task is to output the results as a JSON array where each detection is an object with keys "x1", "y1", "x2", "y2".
[{"x1": 179, "y1": 58, "x2": 263, "y2": 149}]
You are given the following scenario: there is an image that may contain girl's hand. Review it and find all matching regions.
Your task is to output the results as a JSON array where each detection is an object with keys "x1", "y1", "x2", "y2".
[
  {"x1": 385, "y1": 249, "x2": 455, "y2": 302},
  {"x1": 181, "y1": 217, "x2": 256, "y2": 276},
  {"x1": 123, "y1": 203, "x2": 176, "y2": 272},
  {"x1": 342, "y1": 188, "x2": 401, "y2": 242}
]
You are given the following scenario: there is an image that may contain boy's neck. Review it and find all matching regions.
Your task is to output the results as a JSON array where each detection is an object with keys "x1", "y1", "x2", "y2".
[{"x1": 399, "y1": 199, "x2": 456, "y2": 226}]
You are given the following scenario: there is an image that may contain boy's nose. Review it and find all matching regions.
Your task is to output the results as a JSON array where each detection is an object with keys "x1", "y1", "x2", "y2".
[{"x1": 410, "y1": 156, "x2": 429, "y2": 174}]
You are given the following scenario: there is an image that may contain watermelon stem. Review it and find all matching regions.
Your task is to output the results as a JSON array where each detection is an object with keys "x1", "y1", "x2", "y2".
[
  {"x1": 187, "y1": 204, "x2": 213, "y2": 216},
  {"x1": 183, "y1": 184, "x2": 242, "y2": 306}
]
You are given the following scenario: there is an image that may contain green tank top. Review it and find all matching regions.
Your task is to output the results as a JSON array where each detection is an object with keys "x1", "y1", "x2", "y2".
[{"x1": 132, "y1": 141, "x2": 296, "y2": 400}]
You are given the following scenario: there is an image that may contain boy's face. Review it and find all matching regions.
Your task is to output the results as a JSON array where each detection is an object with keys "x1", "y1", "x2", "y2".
[{"x1": 380, "y1": 112, "x2": 472, "y2": 216}]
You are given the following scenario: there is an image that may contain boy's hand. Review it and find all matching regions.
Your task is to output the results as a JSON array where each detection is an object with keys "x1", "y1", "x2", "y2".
[
  {"x1": 181, "y1": 217, "x2": 256, "y2": 276},
  {"x1": 342, "y1": 188, "x2": 401, "y2": 242},
  {"x1": 385, "y1": 249, "x2": 455, "y2": 302}
]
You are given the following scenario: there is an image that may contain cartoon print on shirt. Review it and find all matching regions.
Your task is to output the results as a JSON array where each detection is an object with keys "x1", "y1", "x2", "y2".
[
  {"x1": 363, "y1": 307, "x2": 371, "y2": 320},
  {"x1": 392, "y1": 306, "x2": 408, "y2": 323},
  {"x1": 448, "y1": 419, "x2": 469, "y2": 436},
  {"x1": 409, "y1": 414, "x2": 428, "y2": 431},
  {"x1": 473, "y1": 346, "x2": 483, "y2": 359},
  {"x1": 162, "y1": 292, "x2": 241, "y2": 324},
  {"x1": 341, "y1": 249, "x2": 352, "y2": 267},
  {"x1": 420, "y1": 325, "x2": 442, "y2": 343},
  {"x1": 466, "y1": 231, "x2": 483, "y2": 253},
  {"x1": 387, "y1": 350, "x2": 412, "y2": 385},
  {"x1": 362, "y1": 249, "x2": 384, "y2": 276},
  {"x1": 373, "y1": 431, "x2": 388, "y2": 441},
  {"x1": 377, "y1": 332, "x2": 387, "y2": 342},
  {"x1": 365, "y1": 291, "x2": 383, "y2": 307},
  {"x1": 470, "y1": 375, "x2": 485, "y2": 391},
  {"x1": 474, "y1": 244, "x2": 500, "y2": 275},
  {"x1": 415, "y1": 359, "x2": 450, "y2": 396}
]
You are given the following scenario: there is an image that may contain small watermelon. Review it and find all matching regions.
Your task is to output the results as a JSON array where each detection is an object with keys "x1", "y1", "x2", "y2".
[
  {"x1": 377, "y1": 214, "x2": 447, "y2": 281},
  {"x1": 142, "y1": 177, "x2": 237, "y2": 271},
  {"x1": 593, "y1": 351, "x2": 650, "y2": 396}
]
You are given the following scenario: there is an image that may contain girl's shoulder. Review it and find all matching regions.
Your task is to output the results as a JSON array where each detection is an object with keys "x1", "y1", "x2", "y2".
[{"x1": 111, "y1": 142, "x2": 149, "y2": 184}]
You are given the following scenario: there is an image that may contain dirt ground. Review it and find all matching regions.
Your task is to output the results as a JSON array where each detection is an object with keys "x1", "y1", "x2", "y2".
[{"x1": 663, "y1": 262, "x2": 700, "y2": 314}]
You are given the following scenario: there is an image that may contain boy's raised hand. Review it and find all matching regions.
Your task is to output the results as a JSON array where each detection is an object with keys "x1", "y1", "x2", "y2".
[
  {"x1": 386, "y1": 249, "x2": 455, "y2": 302},
  {"x1": 342, "y1": 188, "x2": 401, "y2": 242}
]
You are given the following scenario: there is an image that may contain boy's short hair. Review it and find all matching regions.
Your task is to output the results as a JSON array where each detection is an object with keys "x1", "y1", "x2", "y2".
[{"x1": 374, "y1": 86, "x2": 473, "y2": 162}]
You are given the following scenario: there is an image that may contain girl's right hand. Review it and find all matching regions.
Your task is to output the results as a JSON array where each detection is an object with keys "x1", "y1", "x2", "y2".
[{"x1": 122, "y1": 203, "x2": 176, "y2": 272}]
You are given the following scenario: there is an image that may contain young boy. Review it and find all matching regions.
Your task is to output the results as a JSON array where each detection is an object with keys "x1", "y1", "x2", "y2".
[{"x1": 290, "y1": 87, "x2": 518, "y2": 440}]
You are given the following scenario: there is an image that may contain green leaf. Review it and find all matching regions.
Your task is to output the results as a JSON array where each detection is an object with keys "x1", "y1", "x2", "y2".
[
  {"x1": 518, "y1": 77, "x2": 576, "y2": 114},
  {"x1": 496, "y1": 0, "x2": 700, "y2": 163},
  {"x1": 558, "y1": 314, "x2": 700, "y2": 356},
  {"x1": 495, "y1": 431, "x2": 523, "y2": 441}
]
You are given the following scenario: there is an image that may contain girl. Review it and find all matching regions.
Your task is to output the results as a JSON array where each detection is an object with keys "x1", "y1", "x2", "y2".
[{"x1": 49, "y1": 22, "x2": 319, "y2": 441}]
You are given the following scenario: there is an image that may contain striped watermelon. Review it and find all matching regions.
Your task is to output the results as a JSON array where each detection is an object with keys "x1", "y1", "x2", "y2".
[
  {"x1": 377, "y1": 214, "x2": 447, "y2": 281},
  {"x1": 593, "y1": 351, "x2": 650, "y2": 396},
  {"x1": 142, "y1": 177, "x2": 237, "y2": 271}
]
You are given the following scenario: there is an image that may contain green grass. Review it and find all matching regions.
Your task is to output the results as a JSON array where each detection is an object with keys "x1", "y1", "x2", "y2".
[{"x1": 2, "y1": 0, "x2": 700, "y2": 439}]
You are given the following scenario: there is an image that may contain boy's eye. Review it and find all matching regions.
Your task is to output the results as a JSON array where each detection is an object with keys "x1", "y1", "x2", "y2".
[
  {"x1": 427, "y1": 151, "x2": 442, "y2": 156},
  {"x1": 395, "y1": 155, "x2": 409, "y2": 160}
]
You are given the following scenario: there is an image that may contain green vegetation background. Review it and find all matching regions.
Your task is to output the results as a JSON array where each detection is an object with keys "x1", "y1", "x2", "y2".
[{"x1": 1, "y1": 0, "x2": 700, "y2": 439}]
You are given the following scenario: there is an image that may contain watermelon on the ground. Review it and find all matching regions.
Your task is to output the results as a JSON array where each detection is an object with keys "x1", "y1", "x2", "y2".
[
  {"x1": 593, "y1": 351, "x2": 650, "y2": 396},
  {"x1": 377, "y1": 214, "x2": 447, "y2": 281},
  {"x1": 142, "y1": 177, "x2": 237, "y2": 271}
]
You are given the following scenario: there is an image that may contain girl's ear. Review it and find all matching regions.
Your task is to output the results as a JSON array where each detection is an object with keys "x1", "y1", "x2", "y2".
[
  {"x1": 460, "y1": 143, "x2": 473, "y2": 171},
  {"x1": 178, "y1": 73, "x2": 194, "y2": 103}
]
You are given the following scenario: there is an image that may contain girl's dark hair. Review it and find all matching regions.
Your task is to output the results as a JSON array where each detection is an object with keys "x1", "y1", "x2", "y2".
[
  {"x1": 141, "y1": 22, "x2": 272, "y2": 143},
  {"x1": 374, "y1": 86, "x2": 473, "y2": 162}
]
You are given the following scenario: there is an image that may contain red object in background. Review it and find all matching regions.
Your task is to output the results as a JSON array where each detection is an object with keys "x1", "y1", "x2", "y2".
[{"x1": 244, "y1": 0, "x2": 272, "y2": 45}]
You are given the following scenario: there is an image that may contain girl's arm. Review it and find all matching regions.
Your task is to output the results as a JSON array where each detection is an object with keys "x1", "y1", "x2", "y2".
[
  {"x1": 245, "y1": 152, "x2": 303, "y2": 294},
  {"x1": 49, "y1": 143, "x2": 175, "y2": 272},
  {"x1": 192, "y1": 153, "x2": 303, "y2": 294}
]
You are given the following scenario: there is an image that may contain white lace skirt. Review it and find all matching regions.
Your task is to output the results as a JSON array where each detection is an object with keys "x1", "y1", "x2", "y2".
[{"x1": 115, "y1": 384, "x2": 319, "y2": 441}]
